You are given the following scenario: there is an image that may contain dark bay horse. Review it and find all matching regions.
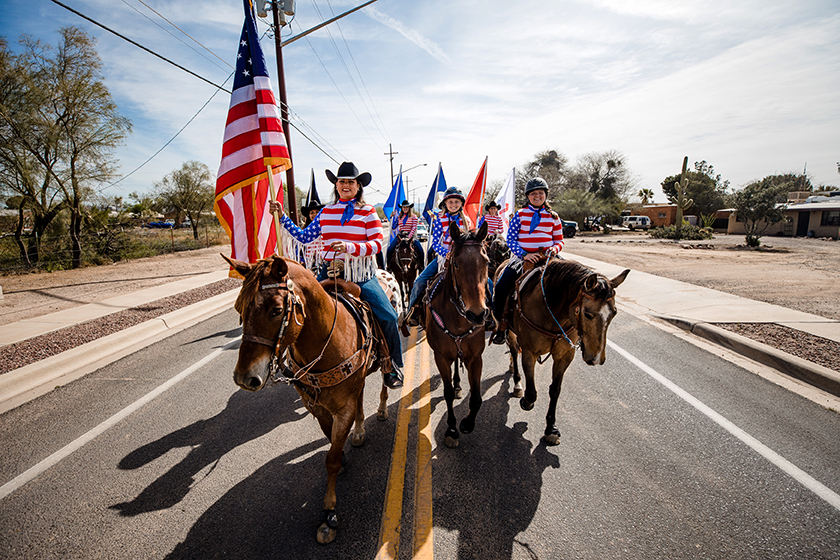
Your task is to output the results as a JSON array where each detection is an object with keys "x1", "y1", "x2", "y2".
[
  {"x1": 485, "y1": 232, "x2": 510, "y2": 281},
  {"x1": 496, "y1": 258, "x2": 629, "y2": 445},
  {"x1": 223, "y1": 255, "x2": 388, "y2": 544},
  {"x1": 387, "y1": 232, "x2": 418, "y2": 308},
  {"x1": 424, "y1": 221, "x2": 489, "y2": 448}
]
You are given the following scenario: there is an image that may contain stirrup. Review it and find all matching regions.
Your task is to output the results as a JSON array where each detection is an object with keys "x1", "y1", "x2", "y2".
[{"x1": 490, "y1": 329, "x2": 507, "y2": 345}]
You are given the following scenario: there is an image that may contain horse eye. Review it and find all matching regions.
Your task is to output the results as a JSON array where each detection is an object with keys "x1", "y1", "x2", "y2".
[
  {"x1": 452, "y1": 261, "x2": 459, "y2": 269},
  {"x1": 270, "y1": 307, "x2": 284, "y2": 318},
  {"x1": 584, "y1": 311, "x2": 595, "y2": 320}
]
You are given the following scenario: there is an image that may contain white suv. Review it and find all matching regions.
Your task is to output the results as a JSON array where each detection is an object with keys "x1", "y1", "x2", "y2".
[{"x1": 623, "y1": 215, "x2": 651, "y2": 231}]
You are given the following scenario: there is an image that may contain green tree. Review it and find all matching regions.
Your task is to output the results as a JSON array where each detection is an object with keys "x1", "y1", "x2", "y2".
[
  {"x1": 661, "y1": 160, "x2": 729, "y2": 217},
  {"x1": 552, "y1": 189, "x2": 605, "y2": 226},
  {"x1": 732, "y1": 178, "x2": 789, "y2": 247},
  {"x1": 154, "y1": 161, "x2": 214, "y2": 240},
  {"x1": 0, "y1": 28, "x2": 131, "y2": 268}
]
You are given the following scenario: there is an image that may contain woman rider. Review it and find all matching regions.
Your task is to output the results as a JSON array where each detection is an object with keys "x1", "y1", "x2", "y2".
[
  {"x1": 477, "y1": 200, "x2": 505, "y2": 236},
  {"x1": 270, "y1": 161, "x2": 404, "y2": 389},
  {"x1": 386, "y1": 200, "x2": 425, "y2": 270},
  {"x1": 404, "y1": 186, "x2": 472, "y2": 327},
  {"x1": 299, "y1": 200, "x2": 326, "y2": 272},
  {"x1": 490, "y1": 177, "x2": 565, "y2": 345}
]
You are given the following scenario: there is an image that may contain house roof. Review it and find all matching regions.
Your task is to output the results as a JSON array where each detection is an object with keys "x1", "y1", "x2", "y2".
[{"x1": 786, "y1": 201, "x2": 840, "y2": 211}]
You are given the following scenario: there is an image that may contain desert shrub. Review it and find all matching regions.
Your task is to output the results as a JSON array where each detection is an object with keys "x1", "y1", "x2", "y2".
[{"x1": 649, "y1": 224, "x2": 713, "y2": 240}]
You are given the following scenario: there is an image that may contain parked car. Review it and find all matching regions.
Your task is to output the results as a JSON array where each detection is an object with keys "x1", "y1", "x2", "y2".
[
  {"x1": 147, "y1": 219, "x2": 175, "y2": 228},
  {"x1": 416, "y1": 222, "x2": 429, "y2": 242},
  {"x1": 180, "y1": 219, "x2": 193, "y2": 228},
  {"x1": 622, "y1": 215, "x2": 651, "y2": 231},
  {"x1": 561, "y1": 219, "x2": 577, "y2": 238}
]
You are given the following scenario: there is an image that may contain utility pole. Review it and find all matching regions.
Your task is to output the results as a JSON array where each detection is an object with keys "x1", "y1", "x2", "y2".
[
  {"x1": 272, "y1": 1, "x2": 298, "y2": 224},
  {"x1": 384, "y1": 143, "x2": 399, "y2": 187}
]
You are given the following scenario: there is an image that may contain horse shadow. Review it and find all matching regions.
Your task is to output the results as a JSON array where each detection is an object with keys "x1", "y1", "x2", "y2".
[
  {"x1": 429, "y1": 373, "x2": 560, "y2": 560},
  {"x1": 110, "y1": 385, "x2": 305, "y2": 517},
  {"x1": 160, "y1": 384, "x2": 410, "y2": 558}
]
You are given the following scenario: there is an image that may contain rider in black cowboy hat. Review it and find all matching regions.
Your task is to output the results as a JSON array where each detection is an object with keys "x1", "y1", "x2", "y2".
[{"x1": 386, "y1": 200, "x2": 425, "y2": 270}]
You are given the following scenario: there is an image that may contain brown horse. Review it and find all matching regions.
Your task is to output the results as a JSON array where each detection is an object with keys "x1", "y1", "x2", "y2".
[
  {"x1": 387, "y1": 232, "x2": 419, "y2": 309},
  {"x1": 424, "y1": 221, "x2": 489, "y2": 448},
  {"x1": 485, "y1": 232, "x2": 510, "y2": 281},
  {"x1": 223, "y1": 255, "x2": 388, "y2": 545},
  {"x1": 496, "y1": 258, "x2": 629, "y2": 445}
]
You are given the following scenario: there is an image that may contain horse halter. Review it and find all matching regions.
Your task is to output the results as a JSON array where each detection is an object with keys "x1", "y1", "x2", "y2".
[{"x1": 241, "y1": 279, "x2": 304, "y2": 365}]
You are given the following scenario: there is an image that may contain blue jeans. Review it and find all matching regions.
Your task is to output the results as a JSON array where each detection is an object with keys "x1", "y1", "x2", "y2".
[
  {"x1": 408, "y1": 256, "x2": 440, "y2": 309},
  {"x1": 317, "y1": 264, "x2": 403, "y2": 368}
]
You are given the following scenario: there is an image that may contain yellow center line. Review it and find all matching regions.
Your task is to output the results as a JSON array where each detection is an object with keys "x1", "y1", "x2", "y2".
[
  {"x1": 375, "y1": 330, "x2": 416, "y2": 560},
  {"x1": 414, "y1": 338, "x2": 434, "y2": 559}
]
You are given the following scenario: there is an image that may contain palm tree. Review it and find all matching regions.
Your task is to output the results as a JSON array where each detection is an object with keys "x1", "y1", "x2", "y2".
[{"x1": 637, "y1": 188, "x2": 654, "y2": 204}]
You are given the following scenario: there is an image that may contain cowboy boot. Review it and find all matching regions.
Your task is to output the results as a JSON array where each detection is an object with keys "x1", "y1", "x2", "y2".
[
  {"x1": 383, "y1": 360, "x2": 404, "y2": 389},
  {"x1": 490, "y1": 318, "x2": 507, "y2": 345}
]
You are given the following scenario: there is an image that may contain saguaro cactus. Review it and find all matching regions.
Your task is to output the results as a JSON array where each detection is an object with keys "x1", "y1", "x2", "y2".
[{"x1": 674, "y1": 156, "x2": 693, "y2": 239}]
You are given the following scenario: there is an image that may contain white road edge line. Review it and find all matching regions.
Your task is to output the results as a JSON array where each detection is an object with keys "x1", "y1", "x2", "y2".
[
  {"x1": 0, "y1": 340, "x2": 239, "y2": 501},
  {"x1": 608, "y1": 340, "x2": 840, "y2": 513}
]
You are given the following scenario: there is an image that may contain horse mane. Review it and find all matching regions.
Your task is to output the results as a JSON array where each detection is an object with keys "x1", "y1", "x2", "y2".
[
  {"x1": 234, "y1": 258, "x2": 273, "y2": 316},
  {"x1": 451, "y1": 228, "x2": 485, "y2": 252},
  {"x1": 541, "y1": 259, "x2": 612, "y2": 308}
]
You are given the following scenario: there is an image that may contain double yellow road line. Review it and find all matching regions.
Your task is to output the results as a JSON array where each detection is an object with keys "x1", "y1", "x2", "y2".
[{"x1": 375, "y1": 331, "x2": 434, "y2": 559}]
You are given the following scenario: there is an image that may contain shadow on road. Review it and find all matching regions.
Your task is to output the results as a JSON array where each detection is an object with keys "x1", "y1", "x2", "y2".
[{"x1": 110, "y1": 385, "x2": 305, "y2": 517}]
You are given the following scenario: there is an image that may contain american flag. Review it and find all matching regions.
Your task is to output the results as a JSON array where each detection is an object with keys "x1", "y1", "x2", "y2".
[{"x1": 214, "y1": 0, "x2": 291, "y2": 268}]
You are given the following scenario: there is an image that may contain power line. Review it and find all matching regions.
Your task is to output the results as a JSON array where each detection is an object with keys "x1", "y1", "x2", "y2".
[{"x1": 49, "y1": 0, "x2": 230, "y2": 93}]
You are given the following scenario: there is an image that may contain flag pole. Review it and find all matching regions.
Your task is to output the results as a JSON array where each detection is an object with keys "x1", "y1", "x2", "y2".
[{"x1": 266, "y1": 164, "x2": 284, "y2": 257}]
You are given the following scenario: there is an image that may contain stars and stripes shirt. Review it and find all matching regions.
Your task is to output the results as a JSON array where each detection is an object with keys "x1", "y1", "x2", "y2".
[
  {"x1": 430, "y1": 211, "x2": 467, "y2": 258},
  {"x1": 507, "y1": 205, "x2": 564, "y2": 258},
  {"x1": 280, "y1": 201, "x2": 384, "y2": 261},
  {"x1": 391, "y1": 213, "x2": 418, "y2": 238},
  {"x1": 477, "y1": 214, "x2": 504, "y2": 235}
]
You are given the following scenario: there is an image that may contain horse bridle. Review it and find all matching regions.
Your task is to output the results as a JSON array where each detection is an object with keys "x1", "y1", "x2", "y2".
[{"x1": 241, "y1": 280, "x2": 303, "y2": 357}]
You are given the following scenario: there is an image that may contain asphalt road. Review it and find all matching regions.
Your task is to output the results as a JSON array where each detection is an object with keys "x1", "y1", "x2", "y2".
[{"x1": 1, "y1": 308, "x2": 839, "y2": 559}]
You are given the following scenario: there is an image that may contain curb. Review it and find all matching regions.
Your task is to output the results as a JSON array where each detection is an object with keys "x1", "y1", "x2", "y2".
[
  {"x1": 653, "y1": 314, "x2": 840, "y2": 397},
  {"x1": 0, "y1": 290, "x2": 238, "y2": 414}
]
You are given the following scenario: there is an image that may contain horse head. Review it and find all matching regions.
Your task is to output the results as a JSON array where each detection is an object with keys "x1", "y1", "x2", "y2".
[
  {"x1": 485, "y1": 233, "x2": 510, "y2": 278},
  {"x1": 448, "y1": 220, "x2": 489, "y2": 325},
  {"x1": 575, "y1": 268, "x2": 629, "y2": 365},
  {"x1": 223, "y1": 254, "x2": 306, "y2": 392}
]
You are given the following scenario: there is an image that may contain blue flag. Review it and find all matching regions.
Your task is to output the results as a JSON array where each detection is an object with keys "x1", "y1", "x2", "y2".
[
  {"x1": 423, "y1": 163, "x2": 447, "y2": 226},
  {"x1": 383, "y1": 166, "x2": 406, "y2": 226}
]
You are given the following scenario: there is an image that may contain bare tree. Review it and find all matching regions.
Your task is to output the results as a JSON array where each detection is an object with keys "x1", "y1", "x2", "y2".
[{"x1": 155, "y1": 161, "x2": 214, "y2": 240}]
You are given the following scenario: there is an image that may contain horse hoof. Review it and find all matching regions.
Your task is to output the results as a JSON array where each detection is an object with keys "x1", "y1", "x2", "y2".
[
  {"x1": 316, "y1": 523, "x2": 337, "y2": 545},
  {"x1": 512, "y1": 384, "x2": 524, "y2": 398},
  {"x1": 519, "y1": 397, "x2": 535, "y2": 411},
  {"x1": 351, "y1": 433, "x2": 366, "y2": 447},
  {"x1": 445, "y1": 435, "x2": 459, "y2": 448},
  {"x1": 454, "y1": 387, "x2": 462, "y2": 399},
  {"x1": 544, "y1": 433, "x2": 561, "y2": 446},
  {"x1": 377, "y1": 409, "x2": 388, "y2": 422},
  {"x1": 459, "y1": 418, "x2": 475, "y2": 434}
]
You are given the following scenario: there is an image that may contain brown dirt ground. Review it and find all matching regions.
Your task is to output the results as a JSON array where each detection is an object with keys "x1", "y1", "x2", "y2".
[{"x1": 564, "y1": 232, "x2": 840, "y2": 321}]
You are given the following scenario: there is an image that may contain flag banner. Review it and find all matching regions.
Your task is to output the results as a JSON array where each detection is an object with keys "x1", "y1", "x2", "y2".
[
  {"x1": 423, "y1": 163, "x2": 447, "y2": 225},
  {"x1": 495, "y1": 167, "x2": 516, "y2": 235},
  {"x1": 383, "y1": 166, "x2": 405, "y2": 226},
  {"x1": 214, "y1": 0, "x2": 291, "y2": 271},
  {"x1": 305, "y1": 168, "x2": 321, "y2": 207},
  {"x1": 464, "y1": 156, "x2": 487, "y2": 228}
]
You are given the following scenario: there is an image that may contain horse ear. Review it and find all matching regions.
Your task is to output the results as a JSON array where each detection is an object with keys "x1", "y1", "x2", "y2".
[
  {"x1": 476, "y1": 220, "x2": 488, "y2": 242},
  {"x1": 610, "y1": 269, "x2": 630, "y2": 288},
  {"x1": 449, "y1": 220, "x2": 462, "y2": 241},
  {"x1": 222, "y1": 254, "x2": 252, "y2": 278},
  {"x1": 583, "y1": 273, "x2": 599, "y2": 293},
  {"x1": 270, "y1": 255, "x2": 289, "y2": 279}
]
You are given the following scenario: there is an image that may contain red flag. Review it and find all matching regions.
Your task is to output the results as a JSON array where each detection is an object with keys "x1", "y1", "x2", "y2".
[
  {"x1": 464, "y1": 157, "x2": 487, "y2": 228},
  {"x1": 215, "y1": 0, "x2": 291, "y2": 269}
]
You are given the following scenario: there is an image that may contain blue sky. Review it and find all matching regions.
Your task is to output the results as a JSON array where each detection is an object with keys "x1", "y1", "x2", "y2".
[{"x1": 3, "y1": 0, "x2": 839, "y2": 205}]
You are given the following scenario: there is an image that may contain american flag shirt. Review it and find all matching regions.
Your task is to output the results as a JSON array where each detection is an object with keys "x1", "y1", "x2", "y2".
[
  {"x1": 430, "y1": 211, "x2": 466, "y2": 258},
  {"x1": 507, "y1": 205, "x2": 564, "y2": 258},
  {"x1": 391, "y1": 213, "x2": 418, "y2": 238},
  {"x1": 279, "y1": 201, "x2": 384, "y2": 282},
  {"x1": 477, "y1": 214, "x2": 504, "y2": 235}
]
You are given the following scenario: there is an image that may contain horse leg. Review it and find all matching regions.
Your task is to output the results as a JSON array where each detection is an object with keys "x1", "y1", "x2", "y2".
[
  {"x1": 458, "y1": 354, "x2": 483, "y2": 434},
  {"x1": 519, "y1": 349, "x2": 539, "y2": 411},
  {"x1": 453, "y1": 357, "x2": 462, "y2": 399},
  {"x1": 377, "y1": 380, "x2": 389, "y2": 421},
  {"x1": 317, "y1": 403, "x2": 356, "y2": 545},
  {"x1": 351, "y1": 381, "x2": 366, "y2": 447},
  {"x1": 544, "y1": 351, "x2": 574, "y2": 446},
  {"x1": 435, "y1": 353, "x2": 459, "y2": 448},
  {"x1": 507, "y1": 332, "x2": 523, "y2": 398}
]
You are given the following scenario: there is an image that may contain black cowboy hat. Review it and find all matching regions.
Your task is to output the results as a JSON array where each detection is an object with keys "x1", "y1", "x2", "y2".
[
  {"x1": 484, "y1": 200, "x2": 501, "y2": 211},
  {"x1": 400, "y1": 200, "x2": 413, "y2": 208},
  {"x1": 325, "y1": 161, "x2": 372, "y2": 187},
  {"x1": 301, "y1": 201, "x2": 326, "y2": 214}
]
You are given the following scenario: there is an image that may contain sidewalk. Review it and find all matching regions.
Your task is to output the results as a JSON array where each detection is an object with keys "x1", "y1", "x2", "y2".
[{"x1": 1, "y1": 254, "x2": 838, "y2": 413}]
